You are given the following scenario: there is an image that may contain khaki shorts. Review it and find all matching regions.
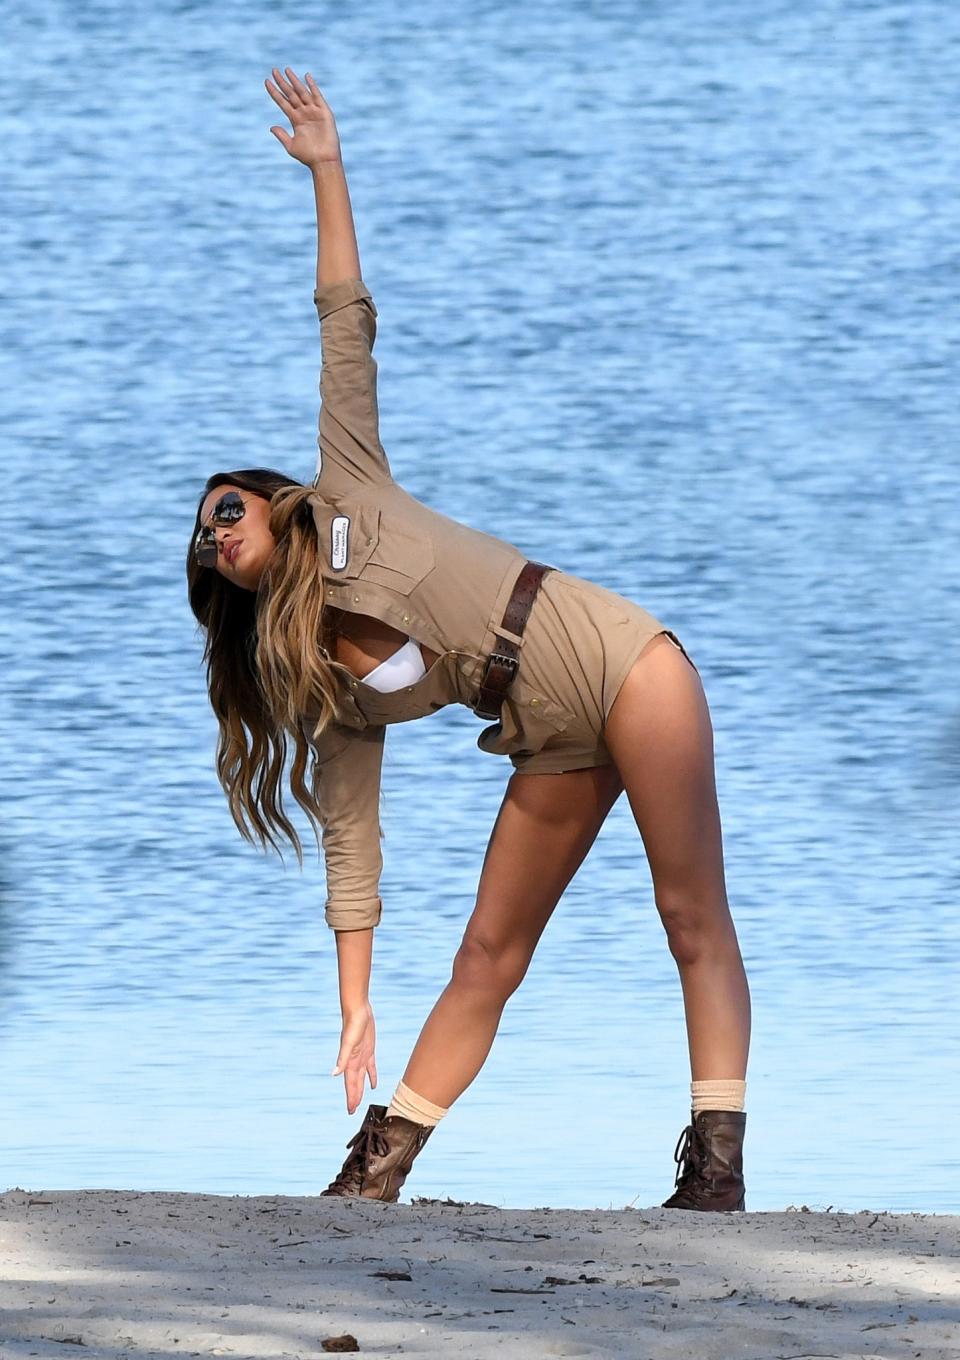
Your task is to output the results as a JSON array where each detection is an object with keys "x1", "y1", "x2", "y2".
[{"x1": 476, "y1": 568, "x2": 699, "y2": 776}]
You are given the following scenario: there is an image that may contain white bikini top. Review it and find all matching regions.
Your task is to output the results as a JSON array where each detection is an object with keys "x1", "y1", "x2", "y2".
[{"x1": 359, "y1": 636, "x2": 427, "y2": 693}]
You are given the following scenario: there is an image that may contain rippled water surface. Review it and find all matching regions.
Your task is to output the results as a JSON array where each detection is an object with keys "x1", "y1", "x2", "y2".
[{"x1": 2, "y1": 0, "x2": 958, "y2": 1211}]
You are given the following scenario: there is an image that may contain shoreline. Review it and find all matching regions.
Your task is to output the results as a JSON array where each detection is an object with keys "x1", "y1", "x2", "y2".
[{"x1": 1, "y1": 1190, "x2": 957, "y2": 1358}]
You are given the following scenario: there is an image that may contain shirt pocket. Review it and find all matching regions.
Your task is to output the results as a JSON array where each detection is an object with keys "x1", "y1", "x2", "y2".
[
  {"x1": 507, "y1": 674, "x2": 574, "y2": 736},
  {"x1": 311, "y1": 497, "x2": 381, "y2": 579},
  {"x1": 476, "y1": 685, "x2": 573, "y2": 760},
  {"x1": 356, "y1": 511, "x2": 436, "y2": 596}
]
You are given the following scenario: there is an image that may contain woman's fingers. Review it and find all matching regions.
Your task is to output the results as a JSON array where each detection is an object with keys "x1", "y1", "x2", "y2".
[
  {"x1": 304, "y1": 74, "x2": 332, "y2": 112},
  {"x1": 265, "y1": 76, "x2": 292, "y2": 114},
  {"x1": 268, "y1": 66, "x2": 325, "y2": 109},
  {"x1": 330, "y1": 1009, "x2": 375, "y2": 1112},
  {"x1": 346, "y1": 1067, "x2": 366, "y2": 1114},
  {"x1": 270, "y1": 66, "x2": 299, "y2": 104},
  {"x1": 282, "y1": 66, "x2": 311, "y2": 102},
  {"x1": 339, "y1": 1053, "x2": 376, "y2": 1113}
]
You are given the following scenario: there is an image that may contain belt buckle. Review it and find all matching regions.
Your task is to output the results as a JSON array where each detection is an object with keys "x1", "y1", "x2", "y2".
[
  {"x1": 473, "y1": 650, "x2": 519, "y2": 720},
  {"x1": 487, "y1": 650, "x2": 519, "y2": 680}
]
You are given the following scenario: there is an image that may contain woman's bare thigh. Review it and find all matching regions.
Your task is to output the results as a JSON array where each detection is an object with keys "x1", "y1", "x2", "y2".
[
  {"x1": 603, "y1": 633, "x2": 730, "y2": 917},
  {"x1": 459, "y1": 764, "x2": 623, "y2": 969}
]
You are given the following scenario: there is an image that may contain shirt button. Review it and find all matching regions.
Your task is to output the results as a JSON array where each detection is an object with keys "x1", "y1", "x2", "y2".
[
  {"x1": 327, "y1": 588, "x2": 335, "y2": 596},
  {"x1": 405, "y1": 686, "x2": 414, "y2": 694},
  {"x1": 353, "y1": 594, "x2": 361, "y2": 603},
  {"x1": 530, "y1": 698, "x2": 540, "y2": 706},
  {"x1": 351, "y1": 681, "x2": 358, "y2": 689},
  {"x1": 402, "y1": 614, "x2": 411, "y2": 624}
]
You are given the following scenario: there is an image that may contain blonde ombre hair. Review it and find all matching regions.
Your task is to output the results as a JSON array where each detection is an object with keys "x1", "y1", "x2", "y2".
[{"x1": 186, "y1": 468, "x2": 340, "y2": 864}]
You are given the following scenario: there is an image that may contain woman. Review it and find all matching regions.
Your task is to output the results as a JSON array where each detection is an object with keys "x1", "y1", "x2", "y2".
[{"x1": 187, "y1": 68, "x2": 751, "y2": 1211}]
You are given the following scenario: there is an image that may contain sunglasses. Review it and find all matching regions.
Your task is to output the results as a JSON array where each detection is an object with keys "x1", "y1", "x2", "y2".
[{"x1": 194, "y1": 491, "x2": 249, "y2": 567}]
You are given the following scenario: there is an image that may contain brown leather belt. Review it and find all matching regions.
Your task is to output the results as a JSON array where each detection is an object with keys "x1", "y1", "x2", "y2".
[{"x1": 472, "y1": 560, "x2": 555, "y2": 721}]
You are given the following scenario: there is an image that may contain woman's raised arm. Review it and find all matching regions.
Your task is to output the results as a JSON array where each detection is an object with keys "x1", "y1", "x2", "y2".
[
  {"x1": 265, "y1": 66, "x2": 361, "y2": 288},
  {"x1": 267, "y1": 67, "x2": 393, "y2": 493}
]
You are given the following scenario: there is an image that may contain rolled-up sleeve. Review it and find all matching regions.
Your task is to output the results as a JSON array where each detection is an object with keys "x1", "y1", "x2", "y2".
[
  {"x1": 304, "y1": 716, "x2": 387, "y2": 930},
  {"x1": 313, "y1": 277, "x2": 393, "y2": 495}
]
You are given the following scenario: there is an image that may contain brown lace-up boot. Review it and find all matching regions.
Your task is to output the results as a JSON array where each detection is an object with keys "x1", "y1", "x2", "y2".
[
  {"x1": 661, "y1": 1109, "x2": 747, "y2": 1211},
  {"x1": 320, "y1": 1103, "x2": 434, "y2": 1202}
]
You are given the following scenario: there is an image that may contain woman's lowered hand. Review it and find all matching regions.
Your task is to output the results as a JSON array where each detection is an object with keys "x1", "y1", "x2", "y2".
[
  {"x1": 266, "y1": 66, "x2": 342, "y2": 168},
  {"x1": 332, "y1": 1002, "x2": 378, "y2": 1115}
]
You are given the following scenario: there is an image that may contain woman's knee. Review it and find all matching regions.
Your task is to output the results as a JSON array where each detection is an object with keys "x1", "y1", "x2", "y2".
[
  {"x1": 451, "y1": 930, "x2": 531, "y2": 1001},
  {"x1": 654, "y1": 887, "x2": 735, "y2": 966}
]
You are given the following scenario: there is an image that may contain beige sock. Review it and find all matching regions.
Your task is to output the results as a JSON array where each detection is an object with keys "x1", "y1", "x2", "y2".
[
  {"x1": 386, "y1": 1078, "x2": 449, "y2": 1127},
  {"x1": 691, "y1": 1078, "x2": 746, "y2": 1115}
]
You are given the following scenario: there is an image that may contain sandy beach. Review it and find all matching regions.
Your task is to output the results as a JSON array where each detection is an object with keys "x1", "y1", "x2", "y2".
[{"x1": 0, "y1": 1190, "x2": 956, "y2": 1359}]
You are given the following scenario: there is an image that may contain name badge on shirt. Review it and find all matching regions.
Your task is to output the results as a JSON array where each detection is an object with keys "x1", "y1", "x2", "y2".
[{"x1": 330, "y1": 514, "x2": 350, "y2": 571}]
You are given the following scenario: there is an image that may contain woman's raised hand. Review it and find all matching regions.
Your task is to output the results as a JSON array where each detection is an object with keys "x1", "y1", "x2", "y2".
[
  {"x1": 331, "y1": 1002, "x2": 378, "y2": 1115},
  {"x1": 266, "y1": 67, "x2": 342, "y2": 168}
]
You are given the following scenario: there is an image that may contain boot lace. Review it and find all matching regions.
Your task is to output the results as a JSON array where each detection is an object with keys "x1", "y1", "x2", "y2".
[
  {"x1": 672, "y1": 1121, "x2": 708, "y2": 1190},
  {"x1": 326, "y1": 1121, "x2": 391, "y2": 1194}
]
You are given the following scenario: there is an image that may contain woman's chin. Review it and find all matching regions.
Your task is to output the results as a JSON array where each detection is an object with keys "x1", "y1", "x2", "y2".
[{"x1": 229, "y1": 553, "x2": 263, "y2": 592}]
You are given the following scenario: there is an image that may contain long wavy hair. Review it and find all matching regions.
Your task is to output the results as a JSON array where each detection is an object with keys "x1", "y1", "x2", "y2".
[{"x1": 186, "y1": 468, "x2": 341, "y2": 864}]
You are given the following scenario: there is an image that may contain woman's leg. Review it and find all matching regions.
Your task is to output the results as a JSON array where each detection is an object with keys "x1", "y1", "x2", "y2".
[
  {"x1": 398, "y1": 763, "x2": 623, "y2": 1108},
  {"x1": 603, "y1": 632, "x2": 750, "y2": 1080}
]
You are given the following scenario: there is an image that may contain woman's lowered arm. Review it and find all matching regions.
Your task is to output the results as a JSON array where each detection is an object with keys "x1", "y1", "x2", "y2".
[
  {"x1": 331, "y1": 928, "x2": 378, "y2": 1116},
  {"x1": 335, "y1": 927, "x2": 373, "y2": 1014},
  {"x1": 265, "y1": 67, "x2": 361, "y2": 288},
  {"x1": 302, "y1": 717, "x2": 387, "y2": 1113}
]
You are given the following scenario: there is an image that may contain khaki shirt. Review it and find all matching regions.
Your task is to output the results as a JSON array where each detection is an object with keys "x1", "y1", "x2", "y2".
[{"x1": 304, "y1": 278, "x2": 562, "y2": 932}]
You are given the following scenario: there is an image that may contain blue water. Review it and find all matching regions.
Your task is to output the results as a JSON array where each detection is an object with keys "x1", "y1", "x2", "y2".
[{"x1": 2, "y1": 0, "x2": 958, "y2": 1213}]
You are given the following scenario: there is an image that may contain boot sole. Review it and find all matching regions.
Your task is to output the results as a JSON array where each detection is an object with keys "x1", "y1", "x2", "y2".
[{"x1": 661, "y1": 1194, "x2": 746, "y2": 1211}]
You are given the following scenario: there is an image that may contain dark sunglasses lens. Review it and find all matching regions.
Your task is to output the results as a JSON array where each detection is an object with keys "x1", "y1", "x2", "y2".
[
  {"x1": 194, "y1": 492, "x2": 248, "y2": 567},
  {"x1": 195, "y1": 527, "x2": 218, "y2": 567},
  {"x1": 212, "y1": 492, "x2": 245, "y2": 524}
]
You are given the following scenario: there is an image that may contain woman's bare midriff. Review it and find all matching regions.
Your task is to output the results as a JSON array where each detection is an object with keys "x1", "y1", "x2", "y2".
[{"x1": 325, "y1": 607, "x2": 441, "y2": 681}]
